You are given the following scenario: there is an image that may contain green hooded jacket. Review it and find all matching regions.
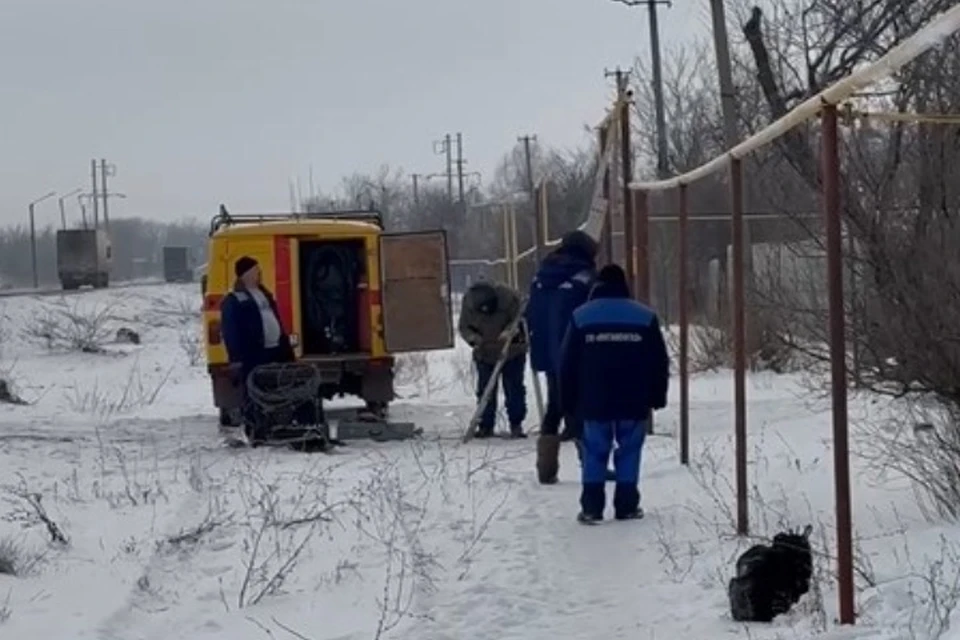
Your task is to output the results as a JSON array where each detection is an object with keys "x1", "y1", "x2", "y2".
[{"x1": 458, "y1": 281, "x2": 528, "y2": 364}]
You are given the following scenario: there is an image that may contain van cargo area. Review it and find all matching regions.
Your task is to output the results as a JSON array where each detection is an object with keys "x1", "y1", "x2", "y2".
[{"x1": 298, "y1": 239, "x2": 366, "y2": 356}]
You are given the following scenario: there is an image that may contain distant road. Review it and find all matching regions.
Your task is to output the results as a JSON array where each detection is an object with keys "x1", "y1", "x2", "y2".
[{"x1": 0, "y1": 278, "x2": 178, "y2": 300}]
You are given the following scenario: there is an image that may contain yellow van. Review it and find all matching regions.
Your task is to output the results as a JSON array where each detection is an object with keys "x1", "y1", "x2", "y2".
[{"x1": 203, "y1": 205, "x2": 454, "y2": 425}]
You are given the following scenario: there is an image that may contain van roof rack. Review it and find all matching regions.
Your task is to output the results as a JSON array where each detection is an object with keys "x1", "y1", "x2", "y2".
[{"x1": 210, "y1": 204, "x2": 384, "y2": 235}]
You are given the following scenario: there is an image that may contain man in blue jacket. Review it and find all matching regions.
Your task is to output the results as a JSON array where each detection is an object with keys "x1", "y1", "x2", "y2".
[
  {"x1": 221, "y1": 256, "x2": 318, "y2": 441},
  {"x1": 526, "y1": 230, "x2": 597, "y2": 484},
  {"x1": 558, "y1": 264, "x2": 670, "y2": 523}
]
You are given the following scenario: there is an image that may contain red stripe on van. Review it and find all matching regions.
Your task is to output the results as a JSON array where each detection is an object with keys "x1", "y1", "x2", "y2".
[
  {"x1": 274, "y1": 236, "x2": 294, "y2": 334},
  {"x1": 357, "y1": 282, "x2": 371, "y2": 352}
]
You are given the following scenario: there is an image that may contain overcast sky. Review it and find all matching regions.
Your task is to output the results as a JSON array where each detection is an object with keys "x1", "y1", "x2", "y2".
[{"x1": 1, "y1": 0, "x2": 708, "y2": 227}]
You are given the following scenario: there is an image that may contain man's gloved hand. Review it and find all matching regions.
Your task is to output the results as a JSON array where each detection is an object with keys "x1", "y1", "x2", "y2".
[{"x1": 498, "y1": 328, "x2": 514, "y2": 342}]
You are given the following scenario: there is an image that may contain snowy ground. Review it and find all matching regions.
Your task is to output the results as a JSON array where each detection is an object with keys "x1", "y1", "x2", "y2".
[{"x1": 1, "y1": 284, "x2": 959, "y2": 639}]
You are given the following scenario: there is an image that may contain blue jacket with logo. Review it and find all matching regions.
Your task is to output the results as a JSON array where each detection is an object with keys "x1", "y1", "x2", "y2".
[
  {"x1": 525, "y1": 248, "x2": 596, "y2": 374},
  {"x1": 557, "y1": 288, "x2": 670, "y2": 422},
  {"x1": 220, "y1": 282, "x2": 294, "y2": 378}
]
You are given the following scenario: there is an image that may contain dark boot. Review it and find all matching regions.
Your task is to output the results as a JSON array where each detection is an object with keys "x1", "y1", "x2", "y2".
[
  {"x1": 474, "y1": 426, "x2": 494, "y2": 439},
  {"x1": 577, "y1": 511, "x2": 603, "y2": 525},
  {"x1": 509, "y1": 424, "x2": 527, "y2": 439},
  {"x1": 536, "y1": 434, "x2": 561, "y2": 484}
]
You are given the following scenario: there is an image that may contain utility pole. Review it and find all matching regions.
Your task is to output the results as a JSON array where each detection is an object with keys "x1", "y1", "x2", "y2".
[
  {"x1": 456, "y1": 132, "x2": 465, "y2": 211},
  {"x1": 605, "y1": 67, "x2": 635, "y2": 291},
  {"x1": 445, "y1": 134, "x2": 453, "y2": 202},
  {"x1": 58, "y1": 188, "x2": 82, "y2": 231},
  {"x1": 647, "y1": 0, "x2": 670, "y2": 178},
  {"x1": 518, "y1": 134, "x2": 541, "y2": 261},
  {"x1": 412, "y1": 173, "x2": 421, "y2": 212},
  {"x1": 78, "y1": 195, "x2": 88, "y2": 229},
  {"x1": 708, "y1": 0, "x2": 753, "y2": 304},
  {"x1": 58, "y1": 197, "x2": 67, "y2": 231},
  {"x1": 709, "y1": 0, "x2": 739, "y2": 150},
  {"x1": 91, "y1": 159, "x2": 99, "y2": 229},
  {"x1": 100, "y1": 159, "x2": 111, "y2": 229},
  {"x1": 518, "y1": 134, "x2": 537, "y2": 197},
  {"x1": 611, "y1": 0, "x2": 670, "y2": 177},
  {"x1": 28, "y1": 191, "x2": 57, "y2": 289},
  {"x1": 433, "y1": 135, "x2": 454, "y2": 202}
]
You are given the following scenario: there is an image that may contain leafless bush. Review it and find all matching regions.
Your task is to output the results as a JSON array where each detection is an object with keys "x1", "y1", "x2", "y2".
[
  {"x1": 234, "y1": 462, "x2": 345, "y2": 609},
  {"x1": 0, "y1": 537, "x2": 37, "y2": 577},
  {"x1": 23, "y1": 299, "x2": 120, "y2": 354},
  {"x1": 89, "y1": 428, "x2": 169, "y2": 509},
  {"x1": 859, "y1": 403, "x2": 960, "y2": 521},
  {"x1": 0, "y1": 305, "x2": 24, "y2": 405},
  {"x1": 179, "y1": 325, "x2": 203, "y2": 366},
  {"x1": 348, "y1": 454, "x2": 441, "y2": 637},
  {"x1": 2, "y1": 478, "x2": 68, "y2": 547},
  {"x1": 66, "y1": 357, "x2": 172, "y2": 419},
  {"x1": 162, "y1": 498, "x2": 234, "y2": 550},
  {"x1": 904, "y1": 535, "x2": 960, "y2": 640},
  {"x1": 686, "y1": 325, "x2": 733, "y2": 373}
]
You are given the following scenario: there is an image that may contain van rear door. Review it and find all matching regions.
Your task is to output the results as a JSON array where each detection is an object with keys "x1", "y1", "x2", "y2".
[{"x1": 378, "y1": 230, "x2": 454, "y2": 353}]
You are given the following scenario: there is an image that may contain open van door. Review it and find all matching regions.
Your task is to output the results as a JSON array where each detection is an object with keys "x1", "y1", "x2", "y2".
[{"x1": 379, "y1": 230, "x2": 454, "y2": 353}]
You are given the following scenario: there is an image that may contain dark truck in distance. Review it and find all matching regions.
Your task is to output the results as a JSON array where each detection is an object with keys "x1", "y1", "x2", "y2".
[
  {"x1": 56, "y1": 228, "x2": 112, "y2": 290},
  {"x1": 162, "y1": 246, "x2": 193, "y2": 283}
]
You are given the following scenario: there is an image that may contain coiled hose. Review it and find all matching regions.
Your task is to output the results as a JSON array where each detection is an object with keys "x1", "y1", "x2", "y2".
[{"x1": 244, "y1": 363, "x2": 328, "y2": 445}]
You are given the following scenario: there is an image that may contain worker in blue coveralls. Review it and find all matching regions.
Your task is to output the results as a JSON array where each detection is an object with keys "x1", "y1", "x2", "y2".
[
  {"x1": 526, "y1": 230, "x2": 598, "y2": 484},
  {"x1": 557, "y1": 263, "x2": 670, "y2": 523}
]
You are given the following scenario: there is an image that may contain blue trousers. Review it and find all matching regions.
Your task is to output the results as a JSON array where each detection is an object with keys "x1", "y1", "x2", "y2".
[
  {"x1": 475, "y1": 354, "x2": 527, "y2": 432},
  {"x1": 580, "y1": 419, "x2": 647, "y2": 518}
]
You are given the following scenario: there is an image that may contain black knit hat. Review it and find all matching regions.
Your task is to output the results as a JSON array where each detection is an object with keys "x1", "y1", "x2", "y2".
[
  {"x1": 598, "y1": 264, "x2": 628, "y2": 288},
  {"x1": 590, "y1": 263, "x2": 631, "y2": 299},
  {"x1": 234, "y1": 256, "x2": 258, "y2": 279},
  {"x1": 560, "y1": 230, "x2": 598, "y2": 259}
]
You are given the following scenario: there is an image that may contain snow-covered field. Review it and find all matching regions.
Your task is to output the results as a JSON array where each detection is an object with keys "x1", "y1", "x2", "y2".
[{"x1": 1, "y1": 284, "x2": 959, "y2": 639}]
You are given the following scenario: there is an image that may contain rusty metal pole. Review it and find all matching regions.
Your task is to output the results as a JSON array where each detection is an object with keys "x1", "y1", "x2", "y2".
[
  {"x1": 635, "y1": 190, "x2": 656, "y2": 436},
  {"x1": 634, "y1": 191, "x2": 650, "y2": 304},
  {"x1": 822, "y1": 103, "x2": 855, "y2": 626},
  {"x1": 730, "y1": 157, "x2": 749, "y2": 536},
  {"x1": 678, "y1": 185, "x2": 690, "y2": 465}
]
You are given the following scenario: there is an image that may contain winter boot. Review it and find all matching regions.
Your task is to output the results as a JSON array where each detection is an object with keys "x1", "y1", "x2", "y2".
[
  {"x1": 536, "y1": 434, "x2": 561, "y2": 484},
  {"x1": 474, "y1": 427, "x2": 494, "y2": 439},
  {"x1": 577, "y1": 511, "x2": 603, "y2": 525},
  {"x1": 615, "y1": 507, "x2": 645, "y2": 521},
  {"x1": 509, "y1": 424, "x2": 527, "y2": 439}
]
